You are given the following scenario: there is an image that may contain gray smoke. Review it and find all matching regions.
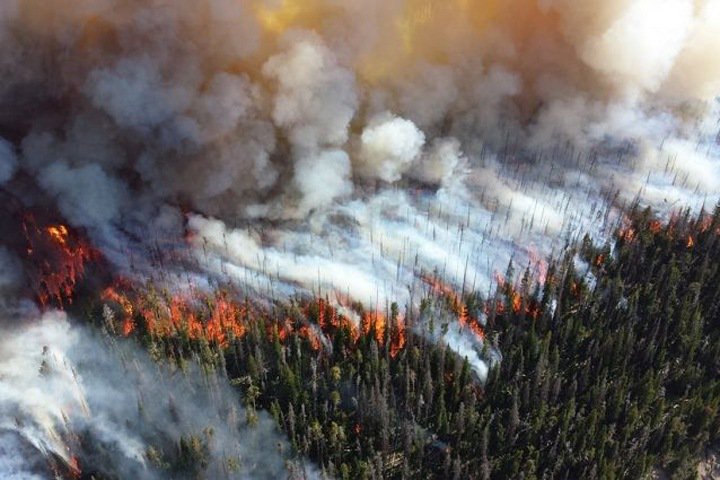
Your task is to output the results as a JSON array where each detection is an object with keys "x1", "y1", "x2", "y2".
[
  {"x1": 0, "y1": 310, "x2": 319, "y2": 479},
  {"x1": 0, "y1": 0, "x2": 718, "y2": 472}
]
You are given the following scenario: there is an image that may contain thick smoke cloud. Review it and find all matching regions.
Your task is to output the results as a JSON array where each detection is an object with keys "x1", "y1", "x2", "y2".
[
  {"x1": 0, "y1": 0, "x2": 718, "y2": 468},
  {"x1": 0, "y1": 0, "x2": 716, "y2": 236},
  {"x1": 0, "y1": 138, "x2": 17, "y2": 184},
  {"x1": 357, "y1": 113, "x2": 425, "y2": 183}
]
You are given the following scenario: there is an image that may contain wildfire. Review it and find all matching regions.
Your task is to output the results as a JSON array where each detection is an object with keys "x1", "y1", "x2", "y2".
[
  {"x1": 101, "y1": 281, "x2": 409, "y2": 357},
  {"x1": 309, "y1": 297, "x2": 406, "y2": 357},
  {"x1": 618, "y1": 226, "x2": 636, "y2": 243},
  {"x1": 46, "y1": 225, "x2": 69, "y2": 245},
  {"x1": 458, "y1": 304, "x2": 484, "y2": 340},
  {"x1": 102, "y1": 284, "x2": 250, "y2": 347},
  {"x1": 510, "y1": 291, "x2": 522, "y2": 314},
  {"x1": 298, "y1": 325, "x2": 322, "y2": 351},
  {"x1": 594, "y1": 254, "x2": 605, "y2": 266},
  {"x1": 23, "y1": 217, "x2": 96, "y2": 307},
  {"x1": 390, "y1": 315, "x2": 407, "y2": 357},
  {"x1": 527, "y1": 246, "x2": 548, "y2": 284},
  {"x1": 649, "y1": 220, "x2": 663, "y2": 234},
  {"x1": 362, "y1": 311, "x2": 386, "y2": 345},
  {"x1": 101, "y1": 283, "x2": 135, "y2": 335},
  {"x1": 422, "y1": 275, "x2": 486, "y2": 341},
  {"x1": 68, "y1": 455, "x2": 81, "y2": 479},
  {"x1": 687, "y1": 235, "x2": 695, "y2": 248}
]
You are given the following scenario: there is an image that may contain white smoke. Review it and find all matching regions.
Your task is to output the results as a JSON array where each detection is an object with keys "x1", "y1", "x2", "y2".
[
  {"x1": 0, "y1": 0, "x2": 718, "y2": 468},
  {"x1": 357, "y1": 113, "x2": 425, "y2": 183},
  {"x1": 0, "y1": 311, "x2": 319, "y2": 479}
]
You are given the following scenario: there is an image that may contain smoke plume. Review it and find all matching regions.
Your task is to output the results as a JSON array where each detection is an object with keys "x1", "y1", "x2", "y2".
[{"x1": 0, "y1": 0, "x2": 718, "y2": 472}]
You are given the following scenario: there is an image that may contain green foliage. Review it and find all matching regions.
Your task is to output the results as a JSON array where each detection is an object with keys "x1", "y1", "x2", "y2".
[{"x1": 129, "y1": 204, "x2": 720, "y2": 479}]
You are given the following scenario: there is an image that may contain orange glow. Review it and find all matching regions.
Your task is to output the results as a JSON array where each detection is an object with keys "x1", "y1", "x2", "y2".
[
  {"x1": 121, "y1": 317, "x2": 135, "y2": 336},
  {"x1": 421, "y1": 274, "x2": 462, "y2": 310},
  {"x1": 252, "y1": 0, "x2": 334, "y2": 35},
  {"x1": 102, "y1": 285, "x2": 135, "y2": 335},
  {"x1": 103, "y1": 286, "x2": 250, "y2": 347},
  {"x1": 511, "y1": 291, "x2": 522, "y2": 314},
  {"x1": 299, "y1": 325, "x2": 322, "y2": 351},
  {"x1": 362, "y1": 311, "x2": 386, "y2": 345},
  {"x1": 649, "y1": 220, "x2": 663, "y2": 234},
  {"x1": 423, "y1": 275, "x2": 486, "y2": 341},
  {"x1": 618, "y1": 227, "x2": 636, "y2": 243},
  {"x1": 277, "y1": 318, "x2": 294, "y2": 342},
  {"x1": 527, "y1": 246, "x2": 548, "y2": 284},
  {"x1": 68, "y1": 455, "x2": 81, "y2": 479},
  {"x1": 687, "y1": 235, "x2": 695, "y2": 248},
  {"x1": 46, "y1": 225, "x2": 69, "y2": 245},
  {"x1": 594, "y1": 254, "x2": 605, "y2": 266},
  {"x1": 24, "y1": 218, "x2": 96, "y2": 308},
  {"x1": 390, "y1": 314, "x2": 406, "y2": 358}
]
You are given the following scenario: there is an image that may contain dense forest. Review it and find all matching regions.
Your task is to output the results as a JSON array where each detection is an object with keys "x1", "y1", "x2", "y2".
[{"x1": 88, "y1": 204, "x2": 720, "y2": 479}]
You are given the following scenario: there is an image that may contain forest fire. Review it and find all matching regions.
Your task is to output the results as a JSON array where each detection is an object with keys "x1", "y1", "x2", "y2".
[
  {"x1": 101, "y1": 285, "x2": 135, "y2": 336},
  {"x1": 649, "y1": 220, "x2": 663, "y2": 234},
  {"x1": 298, "y1": 325, "x2": 322, "y2": 351},
  {"x1": 618, "y1": 226, "x2": 636, "y2": 243},
  {"x1": 422, "y1": 275, "x2": 487, "y2": 340},
  {"x1": 102, "y1": 285, "x2": 250, "y2": 347},
  {"x1": 304, "y1": 296, "x2": 406, "y2": 356},
  {"x1": 68, "y1": 455, "x2": 81, "y2": 480},
  {"x1": 100, "y1": 282, "x2": 409, "y2": 357},
  {"x1": 612, "y1": 209, "x2": 720, "y2": 257},
  {"x1": 594, "y1": 254, "x2": 605, "y2": 266},
  {"x1": 361, "y1": 311, "x2": 386, "y2": 345},
  {"x1": 23, "y1": 217, "x2": 97, "y2": 308}
]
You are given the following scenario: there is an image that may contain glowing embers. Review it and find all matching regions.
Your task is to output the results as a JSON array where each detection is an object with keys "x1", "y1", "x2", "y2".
[{"x1": 23, "y1": 216, "x2": 97, "y2": 307}]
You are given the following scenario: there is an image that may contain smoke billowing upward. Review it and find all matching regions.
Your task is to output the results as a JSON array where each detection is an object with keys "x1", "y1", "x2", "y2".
[
  {"x1": 0, "y1": 1, "x2": 718, "y2": 476},
  {"x1": 0, "y1": 0, "x2": 717, "y2": 235}
]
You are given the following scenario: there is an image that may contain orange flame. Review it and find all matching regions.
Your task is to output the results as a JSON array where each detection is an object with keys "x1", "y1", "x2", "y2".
[
  {"x1": 362, "y1": 311, "x2": 386, "y2": 345},
  {"x1": 299, "y1": 325, "x2": 322, "y2": 351},
  {"x1": 594, "y1": 254, "x2": 605, "y2": 266},
  {"x1": 618, "y1": 227, "x2": 636, "y2": 243},
  {"x1": 422, "y1": 275, "x2": 486, "y2": 342},
  {"x1": 68, "y1": 455, "x2": 81, "y2": 479},
  {"x1": 24, "y1": 218, "x2": 96, "y2": 307},
  {"x1": 390, "y1": 315, "x2": 407, "y2": 358},
  {"x1": 103, "y1": 286, "x2": 250, "y2": 348},
  {"x1": 101, "y1": 285, "x2": 135, "y2": 335},
  {"x1": 649, "y1": 220, "x2": 663, "y2": 234}
]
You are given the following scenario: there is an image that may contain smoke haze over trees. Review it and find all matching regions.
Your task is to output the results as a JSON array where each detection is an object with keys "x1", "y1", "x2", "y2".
[{"x1": 0, "y1": 0, "x2": 719, "y2": 478}]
